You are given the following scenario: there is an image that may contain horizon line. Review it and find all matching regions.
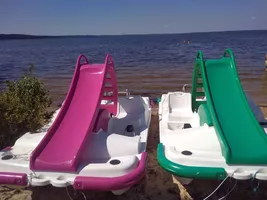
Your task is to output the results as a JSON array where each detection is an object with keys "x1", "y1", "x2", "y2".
[{"x1": 1, "y1": 29, "x2": 267, "y2": 37}]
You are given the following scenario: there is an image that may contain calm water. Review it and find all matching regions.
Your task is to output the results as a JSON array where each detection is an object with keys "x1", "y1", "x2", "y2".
[{"x1": 1, "y1": 30, "x2": 267, "y2": 105}]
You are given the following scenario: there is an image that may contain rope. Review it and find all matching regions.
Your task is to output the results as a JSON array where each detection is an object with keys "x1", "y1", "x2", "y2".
[
  {"x1": 218, "y1": 179, "x2": 237, "y2": 200},
  {"x1": 202, "y1": 173, "x2": 237, "y2": 200},
  {"x1": 202, "y1": 175, "x2": 231, "y2": 200},
  {"x1": 250, "y1": 172, "x2": 260, "y2": 193},
  {"x1": 66, "y1": 187, "x2": 74, "y2": 200},
  {"x1": 3, "y1": 149, "x2": 33, "y2": 161},
  {"x1": 27, "y1": 170, "x2": 38, "y2": 187},
  {"x1": 80, "y1": 191, "x2": 88, "y2": 200},
  {"x1": 28, "y1": 172, "x2": 87, "y2": 200},
  {"x1": 66, "y1": 186, "x2": 87, "y2": 200},
  {"x1": 13, "y1": 153, "x2": 31, "y2": 161},
  {"x1": 201, "y1": 168, "x2": 267, "y2": 200},
  {"x1": 3, "y1": 146, "x2": 88, "y2": 200}
]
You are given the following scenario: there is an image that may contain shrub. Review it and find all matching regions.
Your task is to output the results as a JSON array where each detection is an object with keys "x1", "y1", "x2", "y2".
[{"x1": 0, "y1": 65, "x2": 53, "y2": 149}]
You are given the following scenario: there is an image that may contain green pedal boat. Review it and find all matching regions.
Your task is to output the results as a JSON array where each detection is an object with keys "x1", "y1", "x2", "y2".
[{"x1": 157, "y1": 49, "x2": 267, "y2": 183}]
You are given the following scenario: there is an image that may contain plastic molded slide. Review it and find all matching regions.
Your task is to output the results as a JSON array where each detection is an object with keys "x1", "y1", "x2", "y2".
[
  {"x1": 30, "y1": 55, "x2": 118, "y2": 172},
  {"x1": 192, "y1": 49, "x2": 267, "y2": 165}
]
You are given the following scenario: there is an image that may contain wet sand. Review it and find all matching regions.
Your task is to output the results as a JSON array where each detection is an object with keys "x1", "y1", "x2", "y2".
[
  {"x1": 2, "y1": 105, "x2": 267, "y2": 200},
  {"x1": 40, "y1": 66, "x2": 267, "y2": 108}
]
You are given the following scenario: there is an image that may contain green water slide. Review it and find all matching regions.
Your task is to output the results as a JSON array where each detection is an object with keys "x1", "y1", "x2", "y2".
[{"x1": 192, "y1": 49, "x2": 267, "y2": 165}]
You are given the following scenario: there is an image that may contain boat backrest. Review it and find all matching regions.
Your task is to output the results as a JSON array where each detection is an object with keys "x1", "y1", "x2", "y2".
[{"x1": 168, "y1": 92, "x2": 192, "y2": 113}]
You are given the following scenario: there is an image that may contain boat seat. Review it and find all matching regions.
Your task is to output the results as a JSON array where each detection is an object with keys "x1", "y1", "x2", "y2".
[{"x1": 108, "y1": 114, "x2": 142, "y2": 136}]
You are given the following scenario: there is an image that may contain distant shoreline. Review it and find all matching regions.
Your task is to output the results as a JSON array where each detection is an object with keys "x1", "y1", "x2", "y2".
[
  {"x1": 1, "y1": 29, "x2": 267, "y2": 40},
  {"x1": 0, "y1": 34, "x2": 99, "y2": 40}
]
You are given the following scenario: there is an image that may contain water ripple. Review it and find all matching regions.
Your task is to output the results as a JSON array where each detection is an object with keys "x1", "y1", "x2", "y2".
[{"x1": 1, "y1": 30, "x2": 267, "y2": 105}]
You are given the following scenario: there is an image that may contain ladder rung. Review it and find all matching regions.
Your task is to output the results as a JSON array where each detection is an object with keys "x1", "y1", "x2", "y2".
[
  {"x1": 104, "y1": 83, "x2": 112, "y2": 87},
  {"x1": 102, "y1": 96, "x2": 115, "y2": 100},
  {"x1": 101, "y1": 104, "x2": 114, "y2": 107},
  {"x1": 196, "y1": 83, "x2": 203, "y2": 87},
  {"x1": 196, "y1": 92, "x2": 205, "y2": 96},
  {"x1": 104, "y1": 88, "x2": 115, "y2": 92}
]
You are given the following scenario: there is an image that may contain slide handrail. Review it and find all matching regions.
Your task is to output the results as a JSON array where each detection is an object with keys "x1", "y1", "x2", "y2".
[
  {"x1": 77, "y1": 54, "x2": 89, "y2": 65},
  {"x1": 191, "y1": 50, "x2": 205, "y2": 112},
  {"x1": 101, "y1": 54, "x2": 118, "y2": 116},
  {"x1": 223, "y1": 48, "x2": 234, "y2": 59}
]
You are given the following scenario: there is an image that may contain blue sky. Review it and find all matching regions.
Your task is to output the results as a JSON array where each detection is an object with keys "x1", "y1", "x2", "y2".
[{"x1": 1, "y1": 0, "x2": 267, "y2": 35}]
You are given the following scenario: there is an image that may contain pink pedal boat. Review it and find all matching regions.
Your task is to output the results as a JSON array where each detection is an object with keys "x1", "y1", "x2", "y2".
[{"x1": 0, "y1": 54, "x2": 152, "y2": 195}]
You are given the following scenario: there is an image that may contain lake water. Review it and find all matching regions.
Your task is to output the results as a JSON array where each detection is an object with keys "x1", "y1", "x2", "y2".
[{"x1": 1, "y1": 30, "x2": 267, "y2": 105}]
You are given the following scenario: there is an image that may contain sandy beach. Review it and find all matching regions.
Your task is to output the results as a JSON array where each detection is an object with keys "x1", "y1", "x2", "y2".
[{"x1": 1, "y1": 106, "x2": 267, "y2": 200}]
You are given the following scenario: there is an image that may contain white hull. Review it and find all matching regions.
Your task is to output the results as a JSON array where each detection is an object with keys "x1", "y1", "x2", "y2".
[
  {"x1": 159, "y1": 91, "x2": 267, "y2": 181},
  {"x1": 0, "y1": 95, "x2": 151, "y2": 194}
]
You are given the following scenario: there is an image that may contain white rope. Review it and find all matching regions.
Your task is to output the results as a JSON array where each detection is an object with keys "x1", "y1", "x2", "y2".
[
  {"x1": 2, "y1": 147, "x2": 87, "y2": 200},
  {"x1": 217, "y1": 179, "x2": 237, "y2": 200},
  {"x1": 2, "y1": 149, "x2": 33, "y2": 161},
  {"x1": 203, "y1": 175, "x2": 231, "y2": 200},
  {"x1": 66, "y1": 186, "x2": 87, "y2": 200},
  {"x1": 26, "y1": 173, "x2": 32, "y2": 187},
  {"x1": 13, "y1": 153, "x2": 30, "y2": 161},
  {"x1": 66, "y1": 187, "x2": 74, "y2": 200},
  {"x1": 27, "y1": 171, "x2": 87, "y2": 200},
  {"x1": 80, "y1": 191, "x2": 88, "y2": 200},
  {"x1": 27, "y1": 170, "x2": 38, "y2": 187}
]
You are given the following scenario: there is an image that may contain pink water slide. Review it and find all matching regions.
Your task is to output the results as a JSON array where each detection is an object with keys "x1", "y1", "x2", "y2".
[{"x1": 30, "y1": 55, "x2": 118, "y2": 172}]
